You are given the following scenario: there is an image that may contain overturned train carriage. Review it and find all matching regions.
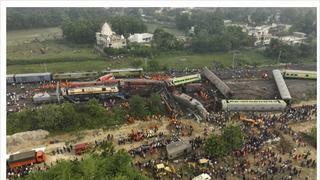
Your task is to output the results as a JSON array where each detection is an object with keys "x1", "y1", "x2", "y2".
[
  {"x1": 273, "y1": 70, "x2": 291, "y2": 101},
  {"x1": 221, "y1": 99, "x2": 287, "y2": 112},
  {"x1": 173, "y1": 93, "x2": 209, "y2": 120},
  {"x1": 166, "y1": 141, "x2": 192, "y2": 159},
  {"x1": 202, "y1": 67, "x2": 232, "y2": 98}
]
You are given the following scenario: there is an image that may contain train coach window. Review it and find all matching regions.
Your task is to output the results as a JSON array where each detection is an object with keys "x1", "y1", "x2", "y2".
[
  {"x1": 82, "y1": 89, "x2": 85, "y2": 92},
  {"x1": 294, "y1": 74, "x2": 297, "y2": 76},
  {"x1": 102, "y1": 88, "x2": 106, "y2": 91},
  {"x1": 306, "y1": 74, "x2": 309, "y2": 77}
]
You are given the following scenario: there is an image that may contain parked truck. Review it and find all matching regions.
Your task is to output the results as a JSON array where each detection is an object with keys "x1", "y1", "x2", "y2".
[{"x1": 7, "y1": 150, "x2": 45, "y2": 169}]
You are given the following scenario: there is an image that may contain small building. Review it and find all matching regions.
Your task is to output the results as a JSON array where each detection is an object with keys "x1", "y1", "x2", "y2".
[
  {"x1": 223, "y1": 20, "x2": 232, "y2": 26},
  {"x1": 293, "y1": 32, "x2": 306, "y2": 38},
  {"x1": 96, "y1": 22, "x2": 126, "y2": 49},
  {"x1": 166, "y1": 141, "x2": 192, "y2": 159},
  {"x1": 279, "y1": 35, "x2": 306, "y2": 45},
  {"x1": 128, "y1": 33, "x2": 153, "y2": 43}
]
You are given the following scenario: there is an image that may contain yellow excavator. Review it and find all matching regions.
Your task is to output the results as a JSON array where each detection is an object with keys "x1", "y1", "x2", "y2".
[{"x1": 239, "y1": 114, "x2": 263, "y2": 126}]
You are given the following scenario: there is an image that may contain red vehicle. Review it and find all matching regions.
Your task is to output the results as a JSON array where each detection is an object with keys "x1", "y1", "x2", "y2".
[
  {"x1": 7, "y1": 150, "x2": 45, "y2": 169},
  {"x1": 74, "y1": 143, "x2": 89, "y2": 155}
]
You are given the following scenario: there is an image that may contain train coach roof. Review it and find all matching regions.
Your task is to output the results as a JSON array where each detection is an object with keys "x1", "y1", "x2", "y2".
[
  {"x1": 54, "y1": 72, "x2": 98, "y2": 75},
  {"x1": 15, "y1": 73, "x2": 51, "y2": 77},
  {"x1": 171, "y1": 73, "x2": 201, "y2": 80},
  {"x1": 104, "y1": 68, "x2": 143, "y2": 72},
  {"x1": 222, "y1": 99, "x2": 286, "y2": 104},
  {"x1": 282, "y1": 70, "x2": 316, "y2": 74},
  {"x1": 166, "y1": 141, "x2": 191, "y2": 155},
  {"x1": 273, "y1": 70, "x2": 291, "y2": 100},
  {"x1": 8, "y1": 150, "x2": 35, "y2": 163}
]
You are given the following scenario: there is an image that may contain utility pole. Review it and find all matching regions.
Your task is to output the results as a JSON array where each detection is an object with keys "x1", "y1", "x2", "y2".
[
  {"x1": 43, "y1": 63, "x2": 48, "y2": 72},
  {"x1": 277, "y1": 50, "x2": 282, "y2": 66},
  {"x1": 232, "y1": 52, "x2": 235, "y2": 72},
  {"x1": 144, "y1": 58, "x2": 148, "y2": 70}
]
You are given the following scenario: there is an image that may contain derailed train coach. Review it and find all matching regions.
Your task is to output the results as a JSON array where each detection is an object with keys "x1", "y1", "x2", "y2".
[
  {"x1": 281, "y1": 70, "x2": 317, "y2": 80},
  {"x1": 166, "y1": 74, "x2": 201, "y2": 86},
  {"x1": 60, "y1": 85, "x2": 121, "y2": 101},
  {"x1": 221, "y1": 99, "x2": 287, "y2": 112},
  {"x1": 272, "y1": 70, "x2": 292, "y2": 102},
  {"x1": 53, "y1": 72, "x2": 99, "y2": 81},
  {"x1": 101, "y1": 68, "x2": 143, "y2": 78},
  {"x1": 7, "y1": 73, "x2": 52, "y2": 83}
]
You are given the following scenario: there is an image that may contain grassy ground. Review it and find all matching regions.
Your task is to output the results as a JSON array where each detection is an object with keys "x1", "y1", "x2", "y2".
[
  {"x1": 7, "y1": 26, "x2": 314, "y2": 74},
  {"x1": 7, "y1": 27, "x2": 62, "y2": 46},
  {"x1": 7, "y1": 50, "x2": 275, "y2": 73}
]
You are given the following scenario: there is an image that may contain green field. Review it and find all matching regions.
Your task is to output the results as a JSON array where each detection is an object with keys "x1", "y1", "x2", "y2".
[
  {"x1": 7, "y1": 27, "x2": 62, "y2": 46},
  {"x1": 8, "y1": 26, "x2": 314, "y2": 74},
  {"x1": 7, "y1": 50, "x2": 276, "y2": 74}
]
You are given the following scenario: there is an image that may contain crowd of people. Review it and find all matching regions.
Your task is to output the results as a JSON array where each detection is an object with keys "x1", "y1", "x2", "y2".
[
  {"x1": 6, "y1": 84, "x2": 34, "y2": 112},
  {"x1": 7, "y1": 163, "x2": 49, "y2": 179},
  {"x1": 131, "y1": 103, "x2": 317, "y2": 179}
]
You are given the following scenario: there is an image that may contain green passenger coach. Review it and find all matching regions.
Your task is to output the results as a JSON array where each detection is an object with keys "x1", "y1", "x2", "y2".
[
  {"x1": 167, "y1": 74, "x2": 201, "y2": 86},
  {"x1": 281, "y1": 70, "x2": 316, "y2": 80},
  {"x1": 102, "y1": 68, "x2": 143, "y2": 77},
  {"x1": 221, "y1": 99, "x2": 287, "y2": 112}
]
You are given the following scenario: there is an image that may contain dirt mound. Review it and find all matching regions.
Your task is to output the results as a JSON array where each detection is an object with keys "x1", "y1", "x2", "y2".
[{"x1": 7, "y1": 130, "x2": 49, "y2": 147}]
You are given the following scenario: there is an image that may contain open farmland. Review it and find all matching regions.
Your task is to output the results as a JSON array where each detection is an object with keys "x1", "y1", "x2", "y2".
[{"x1": 8, "y1": 49, "x2": 279, "y2": 73}]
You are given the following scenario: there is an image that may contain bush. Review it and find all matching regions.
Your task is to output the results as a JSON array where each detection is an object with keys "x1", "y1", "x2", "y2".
[
  {"x1": 25, "y1": 147, "x2": 148, "y2": 180},
  {"x1": 129, "y1": 95, "x2": 147, "y2": 118},
  {"x1": 7, "y1": 100, "x2": 125, "y2": 135},
  {"x1": 204, "y1": 134, "x2": 227, "y2": 158},
  {"x1": 61, "y1": 19, "x2": 101, "y2": 44},
  {"x1": 204, "y1": 125, "x2": 244, "y2": 158}
]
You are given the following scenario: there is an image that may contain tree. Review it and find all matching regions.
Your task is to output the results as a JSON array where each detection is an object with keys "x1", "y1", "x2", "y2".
[
  {"x1": 222, "y1": 125, "x2": 244, "y2": 152},
  {"x1": 148, "y1": 93, "x2": 164, "y2": 115},
  {"x1": 130, "y1": 59, "x2": 143, "y2": 68},
  {"x1": 129, "y1": 95, "x2": 146, "y2": 118},
  {"x1": 109, "y1": 16, "x2": 147, "y2": 37},
  {"x1": 112, "y1": 105, "x2": 128, "y2": 124},
  {"x1": 25, "y1": 148, "x2": 148, "y2": 180},
  {"x1": 250, "y1": 9, "x2": 269, "y2": 25},
  {"x1": 204, "y1": 134, "x2": 227, "y2": 158},
  {"x1": 148, "y1": 60, "x2": 161, "y2": 72},
  {"x1": 152, "y1": 28, "x2": 179, "y2": 50},
  {"x1": 289, "y1": 10, "x2": 316, "y2": 34},
  {"x1": 175, "y1": 13, "x2": 192, "y2": 31},
  {"x1": 7, "y1": 100, "x2": 126, "y2": 135},
  {"x1": 191, "y1": 10, "x2": 224, "y2": 35},
  {"x1": 61, "y1": 19, "x2": 101, "y2": 44}
]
